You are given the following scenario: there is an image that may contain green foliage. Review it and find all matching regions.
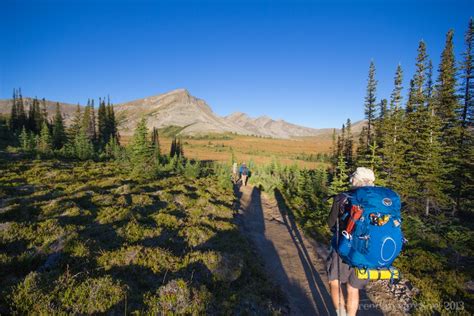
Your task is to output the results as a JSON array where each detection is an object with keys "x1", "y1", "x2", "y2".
[
  {"x1": 37, "y1": 121, "x2": 52, "y2": 155},
  {"x1": 364, "y1": 61, "x2": 378, "y2": 147},
  {"x1": 328, "y1": 153, "x2": 348, "y2": 196},
  {"x1": 10, "y1": 272, "x2": 126, "y2": 314},
  {"x1": 72, "y1": 128, "x2": 95, "y2": 160},
  {"x1": 51, "y1": 103, "x2": 67, "y2": 150}
]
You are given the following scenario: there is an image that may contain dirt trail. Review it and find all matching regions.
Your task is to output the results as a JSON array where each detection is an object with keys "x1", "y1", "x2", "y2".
[{"x1": 236, "y1": 184, "x2": 384, "y2": 316}]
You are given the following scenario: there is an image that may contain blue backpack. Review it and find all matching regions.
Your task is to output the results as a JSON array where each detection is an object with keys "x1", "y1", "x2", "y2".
[{"x1": 333, "y1": 186, "x2": 404, "y2": 269}]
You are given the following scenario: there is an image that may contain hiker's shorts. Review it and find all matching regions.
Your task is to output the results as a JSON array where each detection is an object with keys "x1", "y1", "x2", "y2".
[{"x1": 326, "y1": 251, "x2": 368, "y2": 289}]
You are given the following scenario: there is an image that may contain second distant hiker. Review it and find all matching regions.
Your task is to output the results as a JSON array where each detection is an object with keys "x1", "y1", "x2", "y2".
[
  {"x1": 239, "y1": 162, "x2": 250, "y2": 186},
  {"x1": 232, "y1": 162, "x2": 238, "y2": 183}
]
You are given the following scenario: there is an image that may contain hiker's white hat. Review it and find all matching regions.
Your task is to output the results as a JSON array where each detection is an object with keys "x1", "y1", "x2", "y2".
[{"x1": 351, "y1": 167, "x2": 375, "y2": 183}]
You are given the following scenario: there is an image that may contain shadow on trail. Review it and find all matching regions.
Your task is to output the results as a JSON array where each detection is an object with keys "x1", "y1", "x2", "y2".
[
  {"x1": 273, "y1": 188, "x2": 336, "y2": 315},
  {"x1": 235, "y1": 183, "x2": 336, "y2": 315}
]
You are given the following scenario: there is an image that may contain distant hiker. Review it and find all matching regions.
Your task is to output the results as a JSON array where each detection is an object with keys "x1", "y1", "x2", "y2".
[
  {"x1": 239, "y1": 162, "x2": 249, "y2": 186},
  {"x1": 327, "y1": 167, "x2": 375, "y2": 316},
  {"x1": 232, "y1": 162, "x2": 238, "y2": 183}
]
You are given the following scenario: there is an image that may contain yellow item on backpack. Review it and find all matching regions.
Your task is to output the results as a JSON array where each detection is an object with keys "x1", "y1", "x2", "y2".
[{"x1": 355, "y1": 267, "x2": 400, "y2": 280}]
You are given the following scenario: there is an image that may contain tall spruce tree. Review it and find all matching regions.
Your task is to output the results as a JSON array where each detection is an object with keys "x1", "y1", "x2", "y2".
[
  {"x1": 457, "y1": 18, "x2": 474, "y2": 210},
  {"x1": 130, "y1": 118, "x2": 152, "y2": 164},
  {"x1": 106, "y1": 100, "x2": 117, "y2": 142},
  {"x1": 364, "y1": 61, "x2": 378, "y2": 148},
  {"x1": 401, "y1": 41, "x2": 430, "y2": 204},
  {"x1": 37, "y1": 121, "x2": 52, "y2": 154},
  {"x1": 27, "y1": 97, "x2": 41, "y2": 133},
  {"x1": 344, "y1": 119, "x2": 353, "y2": 170},
  {"x1": 90, "y1": 99, "x2": 97, "y2": 142},
  {"x1": 98, "y1": 99, "x2": 108, "y2": 146},
  {"x1": 337, "y1": 123, "x2": 345, "y2": 158},
  {"x1": 435, "y1": 30, "x2": 461, "y2": 196},
  {"x1": 17, "y1": 90, "x2": 27, "y2": 131},
  {"x1": 68, "y1": 104, "x2": 82, "y2": 141},
  {"x1": 381, "y1": 65, "x2": 405, "y2": 190},
  {"x1": 151, "y1": 127, "x2": 161, "y2": 161},
  {"x1": 52, "y1": 103, "x2": 66, "y2": 149},
  {"x1": 9, "y1": 89, "x2": 18, "y2": 132},
  {"x1": 405, "y1": 40, "x2": 449, "y2": 213}
]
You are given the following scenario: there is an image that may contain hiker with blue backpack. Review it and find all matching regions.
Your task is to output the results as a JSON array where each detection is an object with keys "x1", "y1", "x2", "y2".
[
  {"x1": 239, "y1": 162, "x2": 250, "y2": 186},
  {"x1": 327, "y1": 167, "x2": 404, "y2": 316}
]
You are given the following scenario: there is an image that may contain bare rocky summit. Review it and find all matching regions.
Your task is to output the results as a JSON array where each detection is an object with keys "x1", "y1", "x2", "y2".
[{"x1": 0, "y1": 89, "x2": 365, "y2": 139}]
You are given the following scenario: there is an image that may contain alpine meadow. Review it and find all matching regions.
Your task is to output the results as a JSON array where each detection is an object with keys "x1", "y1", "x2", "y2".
[{"x1": 0, "y1": 1, "x2": 473, "y2": 315}]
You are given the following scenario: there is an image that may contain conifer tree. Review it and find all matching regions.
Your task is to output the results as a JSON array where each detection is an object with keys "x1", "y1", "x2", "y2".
[
  {"x1": 381, "y1": 65, "x2": 405, "y2": 189},
  {"x1": 27, "y1": 97, "x2": 40, "y2": 133},
  {"x1": 40, "y1": 98, "x2": 48, "y2": 124},
  {"x1": 170, "y1": 137, "x2": 177, "y2": 157},
  {"x1": 364, "y1": 61, "x2": 377, "y2": 148},
  {"x1": 68, "y1": 104, "x2": 82, "y2": 141},
  {"x1": 405, "y1": 40, "x2": 449, "y2": 212},
  {"x1": 106, "y1": 100, "x2": 118, "y2": 142},
  {"x1": 375, "y1": 99, "x2": 388, "y2": 149},
  {"x1": 435, "y1": 30, "x2": 460, "y2": 190},
  {"x1": 52, "y1": 103, "x2": 66, "y2": 149},
  {"x1": 457, "y1": 17, "x2": 474, "y2": 209},
  {"x1": 151, "y1": 127, "x2": 161, "y2": 161},
  {"x1": 9, "y1": 89, "x2": 18, "y2": 131},
  {"x1": 98, "y1": 99, "x2": 108, "y2": 146},
  {"x1": 343, "y1": 119, "x2": 353, "y2": 169},
  {"x1": 90, "y1": 99, "x2": 97, "y2": 142},
  {"x1": 329, "y1": 128, "x2": 338, "y2": 172},
  {"x1": 37, "y1": 121, "x2": 52, "y2": 154},
  {"x1": 17, "y1": 89, "x2": 27, "y2": 131},
  {"x1": 337, "y1": 123, "x2": 345, "y2": 158},
  {"x1": 19, "y1": 126, "x2": 29, "y2": 151},
  {"x1": 356, "y1": 126, "x2": 368, "y2": 165},
  {"x1": 130, "y1": 118, "x2": 152, "y2": 164},
  {"x1": 328, "y1": 153, "x2": 349, "y2": 196},
  {"x1": 81, "y1": 99, "x2": 96, "y2": 141},
  {"x1": 74, "y1": 128, "x2": 95, "y2": 160},
  {"x1": 401, "y1": 41, "x2": 430, "y2": 202}
]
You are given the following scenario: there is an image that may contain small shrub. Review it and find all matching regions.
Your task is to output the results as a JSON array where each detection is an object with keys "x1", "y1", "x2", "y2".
[{"x1": 144, "y1": 279, "x2": 210, "y2": 314}]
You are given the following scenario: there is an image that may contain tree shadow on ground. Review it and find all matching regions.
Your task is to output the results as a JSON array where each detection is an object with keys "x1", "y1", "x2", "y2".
[
  {"x1": 274, "y1": 188, "x2": 384, "y2": 316},
  {"x1": 235, "y1": 184, "x2": 335, "y2": 315}
]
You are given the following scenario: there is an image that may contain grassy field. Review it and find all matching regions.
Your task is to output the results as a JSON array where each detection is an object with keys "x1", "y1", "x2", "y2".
[
  {"x1": 0, "y1": 157, "x2": 285, "y2": 314},
  {"x1": 122, "y1": 130, "x2": 333, "y2": 169}
]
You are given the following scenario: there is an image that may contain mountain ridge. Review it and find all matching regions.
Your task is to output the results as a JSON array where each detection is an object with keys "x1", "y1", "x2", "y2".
[{"x1": 0, "y1": 89, "x2": 365, "y2": 139}]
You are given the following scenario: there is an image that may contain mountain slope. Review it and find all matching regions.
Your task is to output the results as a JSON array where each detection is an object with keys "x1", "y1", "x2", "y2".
[
  {"x1": 114, "y1": 89, "x2": 251, "y2": 136},
  {"x1": 224, "y1": 112, "x2": 335, "y2": 138}
]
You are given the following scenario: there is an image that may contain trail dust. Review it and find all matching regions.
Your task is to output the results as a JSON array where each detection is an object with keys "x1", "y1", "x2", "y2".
[{"x1": 236, "y1": 184, "x2": 386, "y2": 315}]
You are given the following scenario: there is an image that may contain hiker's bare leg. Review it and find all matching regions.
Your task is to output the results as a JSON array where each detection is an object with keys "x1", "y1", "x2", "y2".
[
  {"x1": 346, "y1": 283, "x2": 359, "y2": 316},
  {"x1": 329, "y1": 280, "x2": 345, "y2": 313},
  {"x1": 242, "y1": 175, "x2": 248, "y2": 186}
]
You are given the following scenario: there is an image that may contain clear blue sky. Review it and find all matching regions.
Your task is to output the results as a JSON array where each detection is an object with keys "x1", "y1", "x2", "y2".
[{"x1": 0, "y1": 0, "x2": 471, "y2": 128}]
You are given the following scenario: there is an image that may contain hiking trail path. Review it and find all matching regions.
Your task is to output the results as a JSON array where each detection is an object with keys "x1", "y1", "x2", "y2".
[{"x1": 236, "y1": 184, "x2": 389, "y2": 316}]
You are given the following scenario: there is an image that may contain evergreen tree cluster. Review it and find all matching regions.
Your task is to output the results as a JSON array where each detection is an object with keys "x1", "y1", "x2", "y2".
[
  {"x1": 331, "y1": 19, "x2": 474, "y2": 214},
  {"x1": 9, "y1": 93, "x2": 119, "y2": 159},
  {"x1": 170, "y1": 137, "x2": 184, "y2": 158}
]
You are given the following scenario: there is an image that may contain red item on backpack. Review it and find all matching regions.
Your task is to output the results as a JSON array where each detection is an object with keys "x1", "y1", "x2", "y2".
[{"x1": 346, "y1": 205, "x2": 363, "y2": 234}]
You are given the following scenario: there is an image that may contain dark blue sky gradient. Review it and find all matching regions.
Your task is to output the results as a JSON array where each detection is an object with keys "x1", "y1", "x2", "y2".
[{"x1": 0, "y1": 0, "x2": 472, "y2": 128}]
